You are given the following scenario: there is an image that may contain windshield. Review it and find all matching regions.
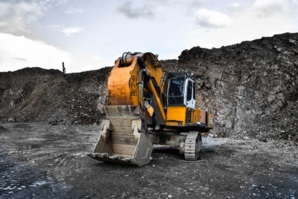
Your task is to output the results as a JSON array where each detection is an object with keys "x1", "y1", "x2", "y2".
[{"x1": 168, "y1": 77, "x2": 185, "y2": 105}]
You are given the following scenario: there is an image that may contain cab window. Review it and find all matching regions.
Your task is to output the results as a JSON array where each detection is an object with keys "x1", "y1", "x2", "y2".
[
  {"x1": 187, "y1": 81, "x2": 193, "y2": 101},
  {"x1": 168, "y1": 78, "x2": 184, "y2": 105}
]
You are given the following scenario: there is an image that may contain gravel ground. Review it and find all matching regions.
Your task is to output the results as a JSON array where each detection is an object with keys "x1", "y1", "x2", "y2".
[{"x1": 0, "y1": 123, "x2": 297, "y2": 199}]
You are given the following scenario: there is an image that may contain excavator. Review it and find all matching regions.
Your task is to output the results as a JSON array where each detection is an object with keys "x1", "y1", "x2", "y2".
[{"x1": 88, "y1": 52, "x2": 211, "y2": 166}]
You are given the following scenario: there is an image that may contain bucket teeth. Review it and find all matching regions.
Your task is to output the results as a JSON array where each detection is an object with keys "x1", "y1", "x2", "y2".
[{"x1": 88, "y1": 152, "x2": 133, "y2": 163}]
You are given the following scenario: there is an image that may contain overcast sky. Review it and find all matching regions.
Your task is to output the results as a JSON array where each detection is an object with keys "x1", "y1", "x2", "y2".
[{"x1": 0, "y1": 0, "x2": 297, "y2": 73}]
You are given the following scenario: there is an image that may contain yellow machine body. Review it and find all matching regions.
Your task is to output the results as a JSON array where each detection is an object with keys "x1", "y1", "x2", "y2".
[
  {"x1": 166, "y1": 106, "x2": 210, "y2": 127},
  {"x1": 88, "y1": 52, "x2": 212, "y2": 166}
]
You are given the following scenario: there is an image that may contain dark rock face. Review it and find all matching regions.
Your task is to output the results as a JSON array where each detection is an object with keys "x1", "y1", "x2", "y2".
[{"x1": 174, "y1": 33, "x2": 297, "y2": 140}]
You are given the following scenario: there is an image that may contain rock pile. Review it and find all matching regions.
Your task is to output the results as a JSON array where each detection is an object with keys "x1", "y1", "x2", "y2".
[
  {"x1": 171, "y1": 32, "x2": 297, "y2": 141},
  {"x1": 0, "y1": 67, "x2": 111, "y2": 125},
  {"x1": 0, "y1": 33, "x2": 297, "y2": 142}
]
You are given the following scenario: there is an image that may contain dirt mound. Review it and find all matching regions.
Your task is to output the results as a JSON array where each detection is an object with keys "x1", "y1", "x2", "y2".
[
  {"x1": 0, "y1": 33, "x2": 297, "y2": 141},
  {"x1": 0, "y1": 67, "x2": 111, "y2": 124}
]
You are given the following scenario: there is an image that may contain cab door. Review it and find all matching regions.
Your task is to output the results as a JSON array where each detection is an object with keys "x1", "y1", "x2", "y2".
[{"x1": 185, "y1": 78, "x2": 195, "y2": 109}]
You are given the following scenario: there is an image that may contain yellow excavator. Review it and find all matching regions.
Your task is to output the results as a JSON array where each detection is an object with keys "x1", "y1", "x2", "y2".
[{"x1": 88, "y1": 52, "x2": 211, "y2": 166}]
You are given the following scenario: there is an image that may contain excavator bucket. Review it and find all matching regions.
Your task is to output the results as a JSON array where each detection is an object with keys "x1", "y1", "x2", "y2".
[{"x1": 87, "y1": 106, "x2": 153, "y2": 166}]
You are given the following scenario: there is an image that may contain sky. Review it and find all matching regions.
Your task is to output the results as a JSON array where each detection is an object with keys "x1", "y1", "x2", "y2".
[{"x1": 0, "y1": 0, "x2": 297, "y2": 73}]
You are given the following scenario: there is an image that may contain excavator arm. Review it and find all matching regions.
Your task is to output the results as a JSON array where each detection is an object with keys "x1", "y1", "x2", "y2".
[{"x1": 88, "y1": 52, "x2": 167, "y2": 166}]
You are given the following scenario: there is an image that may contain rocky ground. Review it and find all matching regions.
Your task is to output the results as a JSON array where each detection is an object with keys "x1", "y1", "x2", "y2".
[{"x1": 0, "y1": 123, "x2": 297, "y2": 199}]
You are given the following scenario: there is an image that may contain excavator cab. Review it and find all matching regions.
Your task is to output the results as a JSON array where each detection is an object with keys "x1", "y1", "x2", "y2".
[{"x1": 167, "y1": 73, "x2": 196, "y2": 109}]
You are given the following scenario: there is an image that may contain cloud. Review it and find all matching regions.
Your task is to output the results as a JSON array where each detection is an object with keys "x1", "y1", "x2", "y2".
[
  {"x1": 194, "y1": 8, "x2": 233, "y2": 28},
  {"x1": 0, "y1": 1, "x2": 44, "y2": 35},
  {"x1": 231, "y1": 2, "x2": 241, "y2": 9},
  {"x1": 0, "y1": 32, "x2": 72, "y2": 72},
  {"x1": 61, "y1": 27, "x2": 84, "y2": 36},
  {"x1": 117, "y1": 1, "x2": 155, "y2": 19},
  {"x1": 65, "y1": 6, "x2": 85, "y2": 15},
  {"x1": 47, "y1": 25, "x2": 84, "y2": 36},
  {"x1": 186, "y1": 1, "x2": 297, "y2": 49},
  {"x1": 253, "y1": 0, "x2": 288, "y2": 18}
]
